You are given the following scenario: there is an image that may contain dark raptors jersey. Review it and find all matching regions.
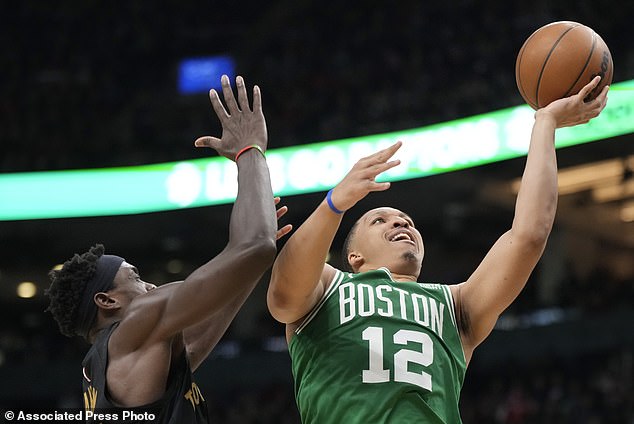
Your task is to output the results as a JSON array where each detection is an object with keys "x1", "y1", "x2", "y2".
[{"x1": 81, "y1": 323, "x2": 209, "y2": 423}]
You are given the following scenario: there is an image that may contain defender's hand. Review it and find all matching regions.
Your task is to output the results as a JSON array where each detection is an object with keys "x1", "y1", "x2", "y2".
[
  {"x1": 329, "y1": 142, "x2": 402, "y2": 212},
  {"x1": 537, "y1": 76, "x2": 609, "y2": 128},
  {"x1": 194, "y1": 75, "x2": 268, "y2": 160},
  {"x1": 274, "y1": 197, "x2": 293, "y2": 240}
]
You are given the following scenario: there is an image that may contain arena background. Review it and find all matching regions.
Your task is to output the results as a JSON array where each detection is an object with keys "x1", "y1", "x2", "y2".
[{"x1": 1, "y1": 1, "x2": 632, "y2": 422}]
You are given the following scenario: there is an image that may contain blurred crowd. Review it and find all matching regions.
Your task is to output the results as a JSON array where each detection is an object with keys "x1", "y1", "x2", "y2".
[
  {"x1": 461, "y1": 349, "x2": 633, "y2": 424},
  {"x1": 502, "y1": 264, "x2": 634, "y2": 317}
]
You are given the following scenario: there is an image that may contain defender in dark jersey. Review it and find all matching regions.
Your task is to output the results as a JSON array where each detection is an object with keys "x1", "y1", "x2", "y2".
[
  {"x1": 46, "y1": 75, "x2": 291, "y2": 423},
  {"x1": 268, "y1": 77, "x2": 608, "y2": 423}
]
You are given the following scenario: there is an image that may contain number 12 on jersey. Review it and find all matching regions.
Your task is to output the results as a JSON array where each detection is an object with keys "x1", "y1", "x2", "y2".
[{"x1": 362, "y1": 326, "x2": 434, "y2": 391}]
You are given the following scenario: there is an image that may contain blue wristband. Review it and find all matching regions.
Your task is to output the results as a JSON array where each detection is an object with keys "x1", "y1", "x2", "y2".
[{"x1": 326, "y1": 189, "x2": 344, "y2": 214}]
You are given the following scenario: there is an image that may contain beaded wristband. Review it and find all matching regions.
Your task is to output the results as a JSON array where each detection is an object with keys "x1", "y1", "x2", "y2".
[
  {"x1": 235, "y1": 144, "x2": 265, "y2": 162},
  {"x1": 326, "y1": 189, "x2": 344, "y2": 214}
]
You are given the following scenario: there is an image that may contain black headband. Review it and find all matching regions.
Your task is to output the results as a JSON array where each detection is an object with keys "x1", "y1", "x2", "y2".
[{"x1": 75, "y1": 254, "x2": 125, "y2": 338}]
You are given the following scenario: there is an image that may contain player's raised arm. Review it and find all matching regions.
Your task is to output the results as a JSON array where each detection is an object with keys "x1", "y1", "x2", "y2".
[
  {"x1": 115, "y1": 75, "x2": 278, "y2": 350},
  {"x1": 267, "y1": 142, "x2": 402, "y2": 325},
  {"x1": 455, "y1": 77, "x2": 609, "y2": 358},
  {"x1": 183, "y1": 197, "x2": 291, "y2": 371}
]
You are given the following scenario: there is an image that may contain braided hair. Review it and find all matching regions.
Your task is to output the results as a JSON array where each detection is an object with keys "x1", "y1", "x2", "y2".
[{"x1": 46, "y1": 244, "x2": 104, "y2": 338}]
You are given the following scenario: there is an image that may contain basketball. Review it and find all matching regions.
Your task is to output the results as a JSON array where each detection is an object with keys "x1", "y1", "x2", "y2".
[{"x1": 515, "y1": 21, "x2": 613, "y2": 109}]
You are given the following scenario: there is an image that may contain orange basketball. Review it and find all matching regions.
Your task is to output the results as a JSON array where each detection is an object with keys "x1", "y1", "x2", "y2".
[{"x1": 515, "y1": 21, "x2": 613, "y2": 110}]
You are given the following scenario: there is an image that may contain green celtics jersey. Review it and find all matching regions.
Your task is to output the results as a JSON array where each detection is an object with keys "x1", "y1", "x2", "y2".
[{"x1": 289, "y1": 268, "x2": 466, "y2": 424}]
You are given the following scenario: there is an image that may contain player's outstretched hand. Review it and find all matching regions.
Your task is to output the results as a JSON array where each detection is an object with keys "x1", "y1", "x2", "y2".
[
  {"x1": 329, "y1": 142, "x2": 402, "y2": 213},
  {"x1": 194, "y1": 75, "x2": 267, "y2": 160},
  {"x1": 538, "y1": 75, "x2": 609, "y2": 128}
]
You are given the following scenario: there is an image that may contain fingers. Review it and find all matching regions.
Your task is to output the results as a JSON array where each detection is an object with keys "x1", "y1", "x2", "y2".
[
  {"x1": 578, "y1": 75, "x2": 602, "y2": 99},
  {"x1": 355, "y1": 158, "x2": 401, "y2": 185},
  {"x1": 595, "y1": 89, "x2": 609, "y2": 118},
  {"x1": 209, "y1": 89, "x2": 229, "y2": 121},
  {"x1": 253, "y1": 85, "x2": 262, "y2": 112},
  {"x1": 586, "y1": 85, "x2": 609, "y2": 120},
  {"x1": 194, "y1": 136, "x2": 221, "y2": 149},
  {"x1": 369, "y1": 141, "x2": 402, "y2": 163},
  {"x1": 364, "y1": 160, "x2": 400, "y2": 192},
  {"x1": 368, "y1": 181, "x2": 392, "y2": 192},
  {"x1": 215, "y1": 75, "x2": 256, "y2": 115},
  {"x1": 274, "y1": 196, "x2": 291, "y2": 240},
  {"x1": 592, "y1": 86, "x2": 609, "y2": 114},
  {"x1": 274, "y1": 197, "x2": 288, "y2": 219},
  {"x1": 276, "y1": 205, "x2": 288, "y2": 220},
  {"x1": 236, "y1": 76, "x2": 251, "y2": 113},
  {"x1": 355, "y1": 141, "x2": 402, "y2": 173},
  {"x1": 221, "y1": 74, "x2": 240, "y2": 115},
  {"x1": 597, "y1": 85, "x2": 610, "y2": 107},
  {"x1": 276, "y1": 224, "x2": 293, "y2": 241},
  {"x1": 370, "y1": 159, "x2": 401, "y2": 175},
  {"x1": 349, "y1": 142, "x2": 402, "y2": 190}
]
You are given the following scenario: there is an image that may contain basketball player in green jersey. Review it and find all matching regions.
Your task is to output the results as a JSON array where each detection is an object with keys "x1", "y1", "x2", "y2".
[
  {"x1": 46, "y1": 76, "x2": 291, "y2": 423},
  {"x1": 268, "y1": 76, "x2": 608, "y2": 423}
]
